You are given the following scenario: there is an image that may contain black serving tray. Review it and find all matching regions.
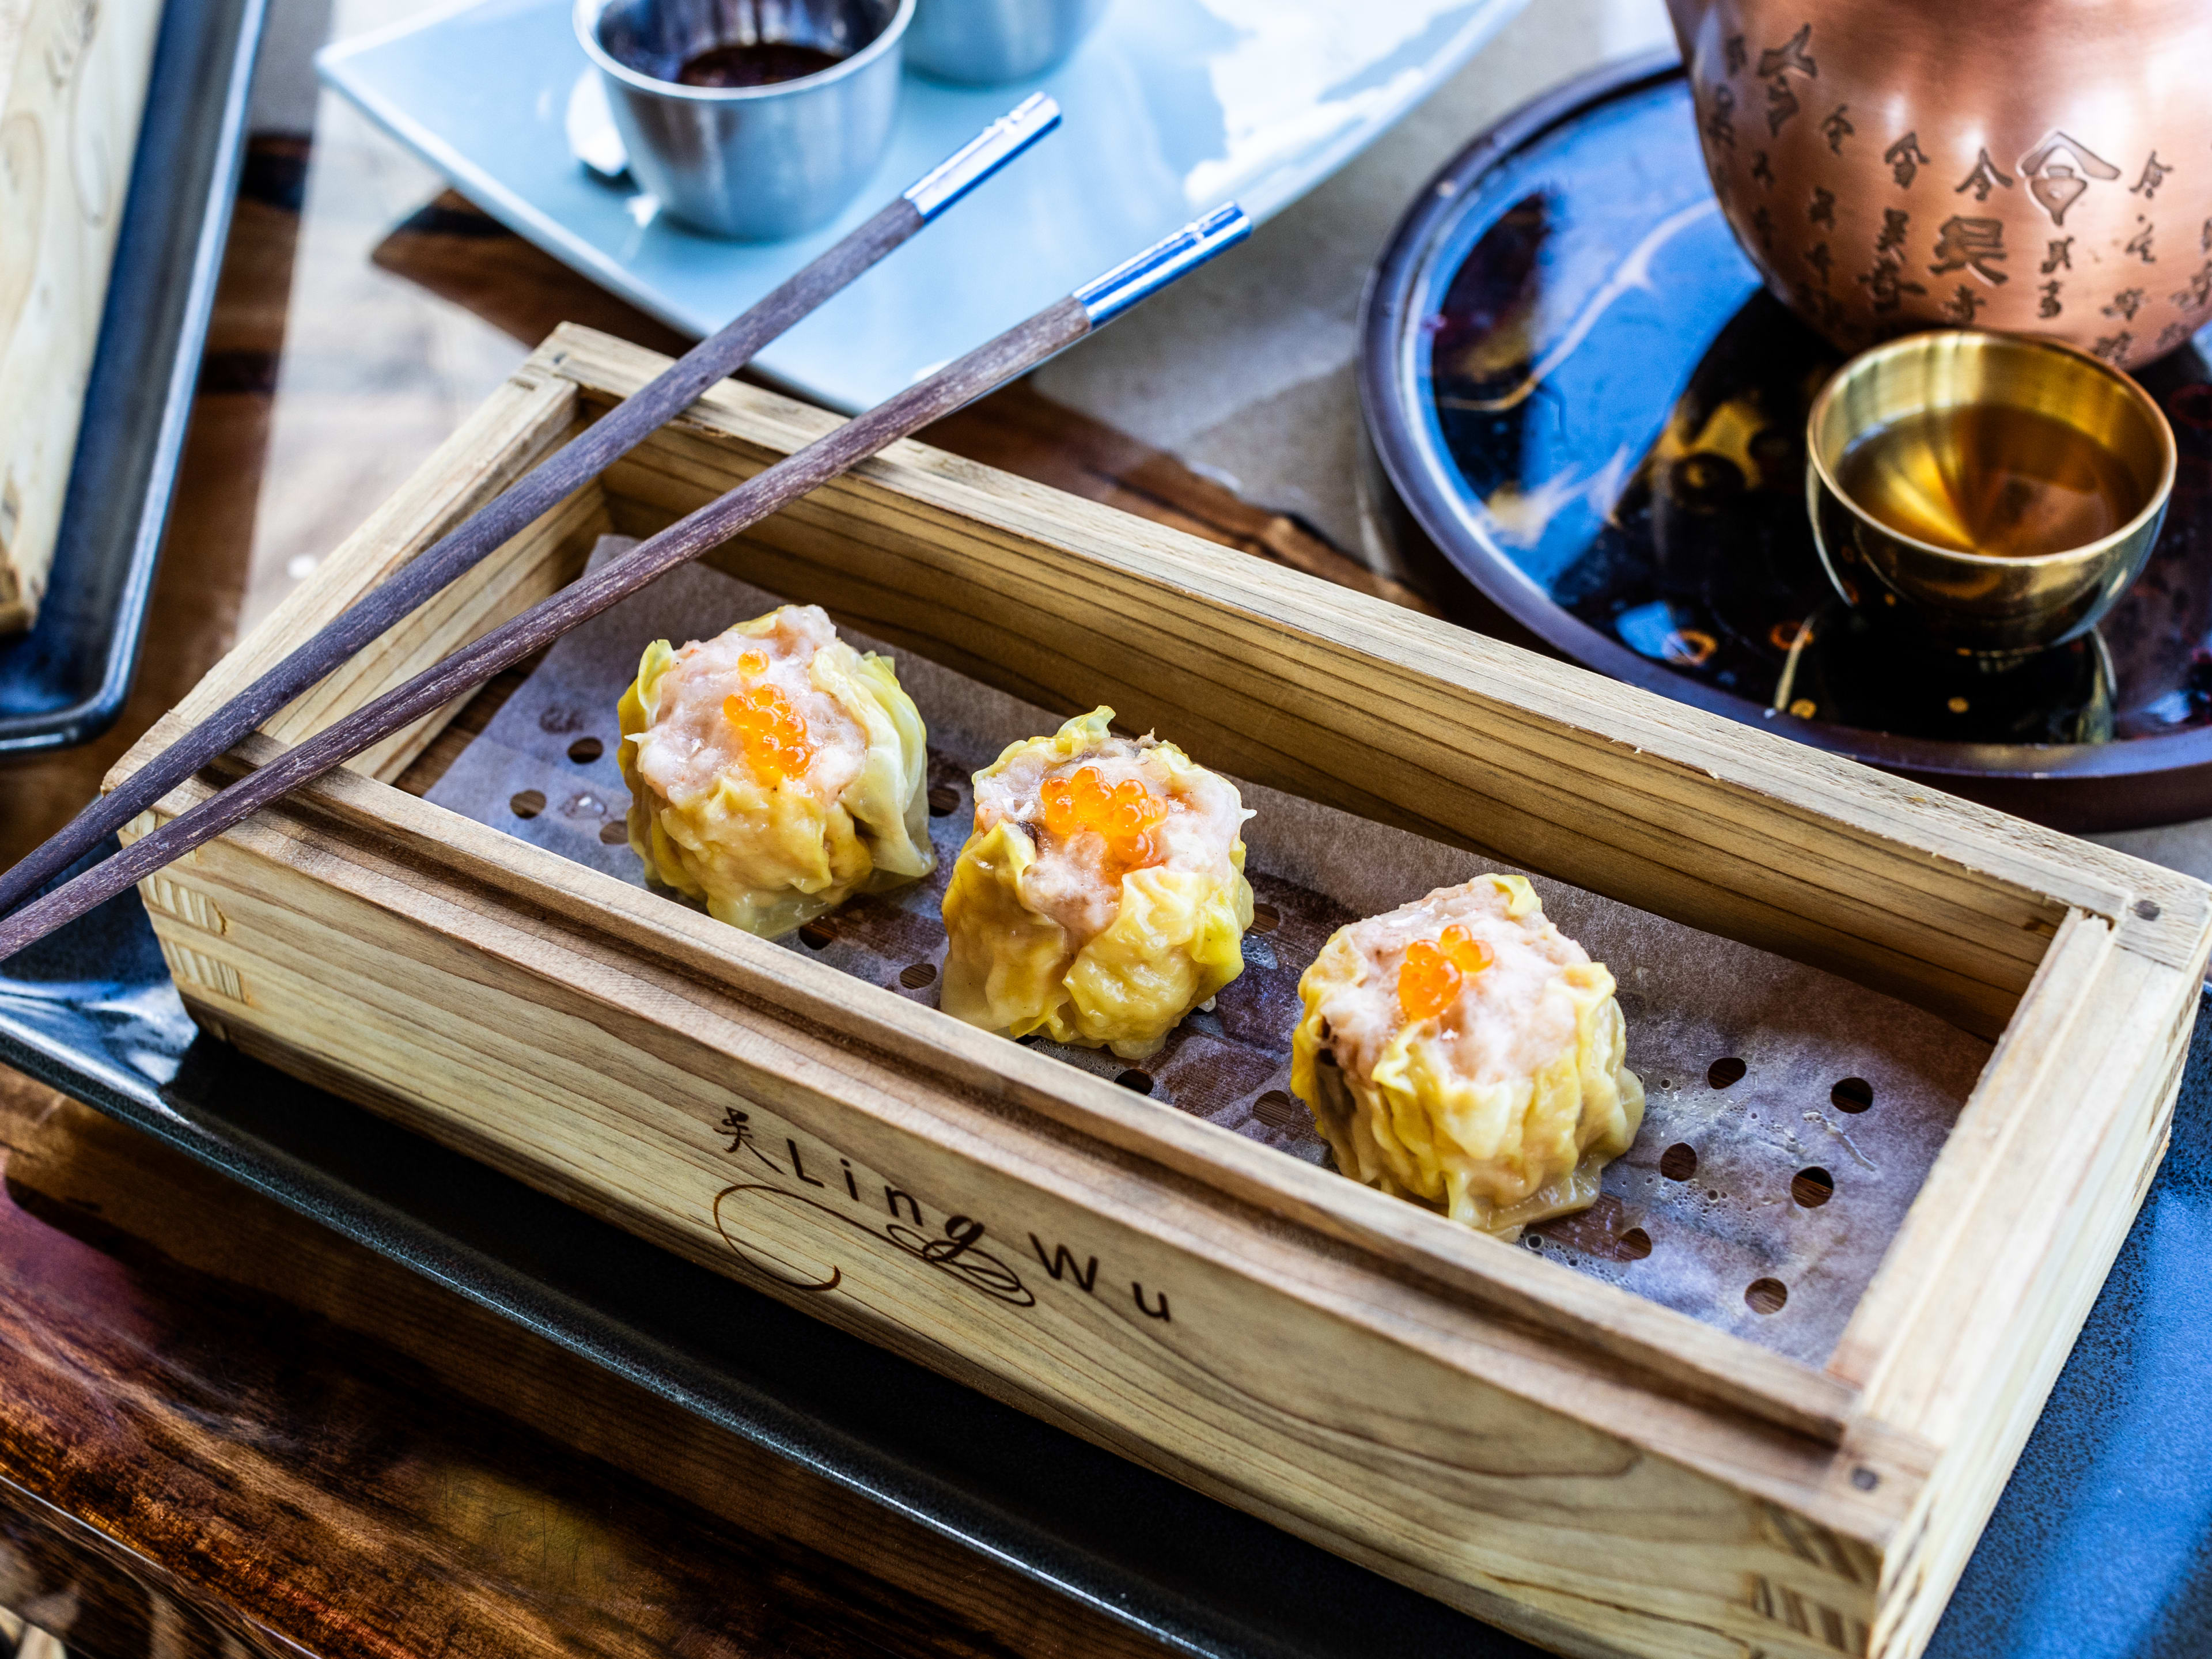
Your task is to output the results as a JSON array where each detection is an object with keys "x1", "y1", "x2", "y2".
[
  {"x1": 1360, "y1": 54, "x2": 2212, "y2": 833},
  {"x1": 0, "y1": 0, "x2": 266, "y2": 755},
  {"x1": 3, "y1": 848, "x2": 2209, "y2": 1658}
]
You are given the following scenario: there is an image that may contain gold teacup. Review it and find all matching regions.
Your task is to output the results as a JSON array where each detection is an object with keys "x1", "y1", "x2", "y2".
[{"x1": 1806, "y1": 331, "x2": 2176, "y2": 657}]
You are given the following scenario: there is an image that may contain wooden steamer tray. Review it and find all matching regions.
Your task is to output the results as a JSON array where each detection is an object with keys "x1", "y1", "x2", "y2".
[{"x1": 111, "y1": 325, "x2": 2212, "y2": 1659}]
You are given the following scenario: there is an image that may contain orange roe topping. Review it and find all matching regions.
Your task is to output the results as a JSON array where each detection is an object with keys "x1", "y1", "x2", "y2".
[
  {"x1": 1397, "y1": 924, "x2": 1495, "y2": 1022},
  {"x1": 722, "y1": 680, "x2": 815, "y2": 785},
  {"x1": 1039, "y1": 764, "x2": 1168, "y2": 869},
  {"x1": 737, "y1": 648, "x2": 768, "y2": 675}
]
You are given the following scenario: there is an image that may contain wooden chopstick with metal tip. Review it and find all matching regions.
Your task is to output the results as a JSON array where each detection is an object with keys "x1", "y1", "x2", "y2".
[
  {"x1": 0, "y1": 206, "x2": 1253, "y2": 963},
  {"x1": 0, "y1": 94, "x2": 1063, "y2": 921}
]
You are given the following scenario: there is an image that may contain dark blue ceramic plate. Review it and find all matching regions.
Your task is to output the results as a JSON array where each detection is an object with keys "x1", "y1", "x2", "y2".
[
  {"x1": 1360, "y1": 55, "x2": 2212, "y2": 832},
  {"x1": 3, "y1": 849, "x2": 2208, "y2": 1657},
  {"x1": 0, "y1": 0, "x2": 264, "y2": 755}
]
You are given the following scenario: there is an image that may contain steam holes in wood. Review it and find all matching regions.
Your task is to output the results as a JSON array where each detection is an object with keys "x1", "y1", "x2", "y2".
[
  {"x1": 1831, "y1": 1076, "x2": 1873, "y2": 1113},
  {"x1": 567, "y1": 736, "x2": 604, "y2": 763},
  {"x1": 509, "y1": 790, "x2": 546, "y2": 819},
  {"x1": 1706, "y1": 1056, "x2": 1746, "y2": 1088},
  {"x1": 1745, "y1": 1278, "x2": 1788, "y2": 1315},
  {"x1": 1659, "y1": 1142, "x2": 1699, "y2": 1181}
]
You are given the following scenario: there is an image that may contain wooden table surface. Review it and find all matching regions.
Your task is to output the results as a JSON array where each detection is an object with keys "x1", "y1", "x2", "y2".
[{"x1": 0, "y1": 115, "x2": 1421, "y2": 1658}]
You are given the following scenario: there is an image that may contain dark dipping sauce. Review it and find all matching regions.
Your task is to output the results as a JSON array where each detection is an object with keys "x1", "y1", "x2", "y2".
[{"x1": 676, "y1": 41, "x2": 847, "y2": 87}]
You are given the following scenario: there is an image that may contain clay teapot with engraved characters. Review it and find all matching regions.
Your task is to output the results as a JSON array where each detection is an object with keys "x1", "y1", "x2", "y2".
[{"x1": 1665, "y1": 0, "x2": 2212, "y2": 368}]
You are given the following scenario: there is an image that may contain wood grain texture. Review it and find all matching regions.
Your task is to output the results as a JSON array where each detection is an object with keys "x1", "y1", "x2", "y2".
[
  {"x1": 1, "y1": 300, "x2": 1092, "y2": 961},
  {"x1": 0, "y1": 0, "x2": 164, "y2": 630},
  {"x1": 119, "y1": 796, "x2": 1925, "y2": 1659},
  {"x1": 533, "y1": 330, "x2": 2212, "y2": 1031},
  {"x1": 0, "y1": 196, "x2": 923, "y2": 917},
  {"x1": 100, "y1": 324, "x2": 2212, "y2": 1659},
  {"x1": 0, "y1": 1077, "x2": 1197, "y2": 1659},
  {"x1": 368, "y1": 186, "x2": 1430, "y2": 622},
  {"x1": 0, "y1": 138, "x2": 300, "y2": 882}
]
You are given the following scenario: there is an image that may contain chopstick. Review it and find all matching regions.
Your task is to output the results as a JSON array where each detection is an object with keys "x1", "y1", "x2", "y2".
[
  {"x1": 0, "y1": 94, "x2": 1063, "y2": 923},
  {"x1": 0, "y1": 205, "x2": 1253, "y2": 964}
]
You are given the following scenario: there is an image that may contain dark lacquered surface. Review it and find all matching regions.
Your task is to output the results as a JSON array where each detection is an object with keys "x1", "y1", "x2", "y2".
[
  {"x1": 0, "y1": 849, "x2": 1527, "y2": 1659},
  {"x1": 5, "y1": 63, "x2": 2208, "y2": 1654},
  {"x1": 1362, "y1": 58, "x2": 2212, "y2": 830},
  {"x1": 0, "y1": 0, "x2": 262, "y2": 755},
  {"x1": 4, "y1": 859, "x2": 2211, "y2": 1657}
]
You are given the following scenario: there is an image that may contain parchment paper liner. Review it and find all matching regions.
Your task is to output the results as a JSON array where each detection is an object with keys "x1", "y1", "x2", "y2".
[{"x1": 422, "y1": 537, "x2": 1991, "y2": 1365}]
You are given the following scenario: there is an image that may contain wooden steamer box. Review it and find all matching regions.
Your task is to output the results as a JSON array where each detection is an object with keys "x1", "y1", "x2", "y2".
[{"x1": 112, "y1": 325, "x2": 2212, "y2": 1659}]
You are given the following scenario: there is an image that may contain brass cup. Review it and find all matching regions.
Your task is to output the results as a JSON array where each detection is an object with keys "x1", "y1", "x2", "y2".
[{"x1": 1805, "y1": 331, "x2": 2176, "y2": 658}]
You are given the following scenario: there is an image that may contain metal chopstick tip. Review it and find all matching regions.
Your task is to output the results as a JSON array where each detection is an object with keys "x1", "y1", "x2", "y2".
[
  {"x1": 1074, "y1": 204, "x2": 1251, "y2": 327},
  {"x1": 903, "y1": 93, "x2": 1062, "y2": 221}
]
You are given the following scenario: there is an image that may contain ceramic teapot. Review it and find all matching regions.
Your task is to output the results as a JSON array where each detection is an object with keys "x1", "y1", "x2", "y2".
[{"x1": 1665, "y1": 0, "x2": 2212, "y2": 368}]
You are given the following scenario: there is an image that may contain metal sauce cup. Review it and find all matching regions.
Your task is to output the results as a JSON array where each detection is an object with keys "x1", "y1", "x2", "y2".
[
  {"x1": 1806, "y1": 330, "x2": 2177, "y2": 657},
  {"x1": 577, "y1": 0, "x2": 914, "y2": 240},
  {"x1": 904, "y1": 0, "x2": 1110, "y2": 85}
]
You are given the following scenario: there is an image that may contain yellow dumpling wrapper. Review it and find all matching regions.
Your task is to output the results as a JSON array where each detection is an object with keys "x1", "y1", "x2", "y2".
[
  {"x1": 941, "y1": 707, "x2": 1252, "y2": 1061},
  {"x1": 1291, "y1": 874, "x2": 1643, "y2": 1237},
  {"x1": 618, "y1": 604, "x2": 933, "y2": 938}
]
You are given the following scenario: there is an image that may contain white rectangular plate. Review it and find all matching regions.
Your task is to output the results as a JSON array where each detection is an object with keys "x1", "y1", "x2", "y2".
[{"x1": 317, "y1": 0, "x2": 1524, "y2": 411}]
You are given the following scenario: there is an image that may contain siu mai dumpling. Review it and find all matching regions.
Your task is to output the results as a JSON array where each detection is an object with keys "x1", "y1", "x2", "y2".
[
  {"x1": 941, "y1": 707, "x2": 1252, "y2": 1060},
  {"x1": 617, "y1": 604, "x2": 932, "y2": 937},
  {"x1": 1292, "y1": 875, "x2": 1642, "y2": 1236}
]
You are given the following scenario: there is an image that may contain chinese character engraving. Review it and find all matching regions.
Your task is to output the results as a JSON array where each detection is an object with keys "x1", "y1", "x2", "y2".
[
  {"x1": 1941, "y1": 284, "x2": 1986, "y2": 324},
  {"x1": 1809, "y1": 186, "x2": 1836, "y2": 229},
  {"x1": 2041, "y1": 237, "x2": 2073, "y2": 274},
  {"x1": 2104, "y1": 288, "x2": 2146, "y2": 321},
  {"x1": 718, "y1": 1108, "x2": 781, "y2": 1172},
  {"x1": 1752, "y1": 150, "x2": 1775, "y2": 188},
  {"x1": 1757, "y1": 23, "x2": 1816, "y2": 135},
  {"x1": 2092, "y1": 331, "x2": 2134, "y2": 363},
  {"x1": 1929, "y1": 216, "x2": 2009, "y2": 284},
  {"x1": 1765, "y1": 78, "x2": 1799, "y2": 135},
  {"x1": 1705, "y1": 82, "x2": 1737, "y2": 149},
  {"x1": 2127, "y1": 222, "x2": 2156, "y2": 263},
  {"x1": 1757, "y1": 22, "x2": 1816, "y2": 78},
  {"x1": 1806, "y1": 241, "x2": 1834, "y2": 282},
  {"x1": 2155, "y1": 321, "x2": 2194, "y2": 354},
  {"x1": 2202, "y1": 217, "x2": 2212, "y2": 253},
  {"x1": 2172, "y1": 260, "x2": 2212, "y2": 309},
  {"x1": 1885, "y1": 132, "x2": 1930, "y2": 188},
  {"x1": 2018, "y1": 131, "x2": 2121, "y2": 226},
  {"x1": 1725, "y1": 33, "x2": 1747, "y2": 74},
  {"x1": 1875, "y1": 208, "x2": 1908, "y2": 255},
  {"x1": 2038, "y1": 279, "x2": 2063, "y2": 319},
  {"x1": 1821, "y1": 104, "x2": 1854, "y2": 154},
  {"x1": 1859, "y1": 257, "x2": 1926, "y2": 313},
  {"x1": 2132, "y1": 153, "x2": 2173, "y2": 201},
  {"x1": 1955, "y1": 149, "x2": 2015, "y2": 203},
  {"x1": 1752, "y1": 204, "x2": 1776, "y2": 251}
]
